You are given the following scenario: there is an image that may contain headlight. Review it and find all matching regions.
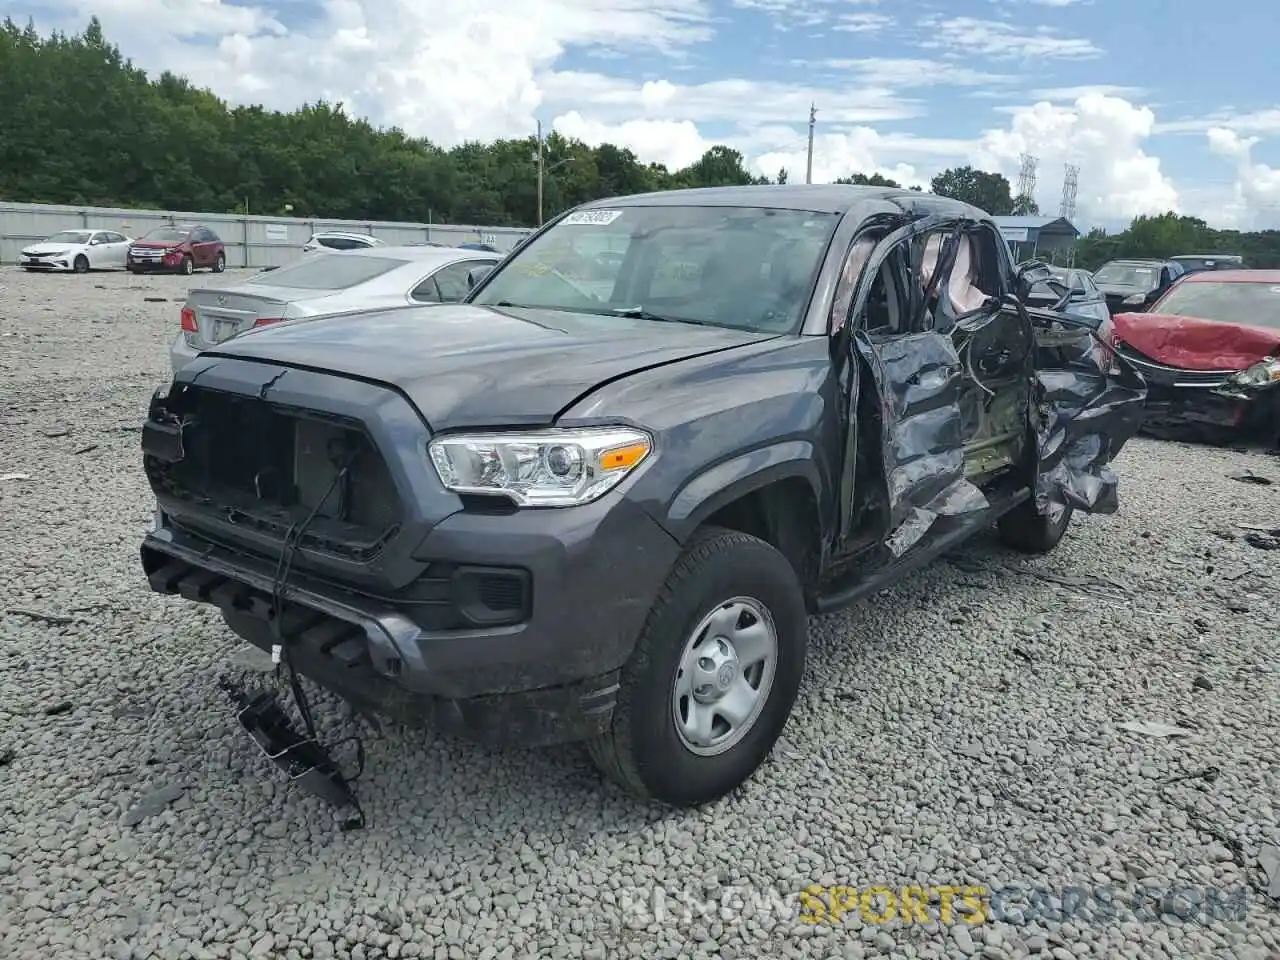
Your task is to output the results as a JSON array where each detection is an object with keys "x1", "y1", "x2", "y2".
[
  {"x1": 428, "y1": 426, "x2": 652, "y2": 507},
  {"x1": 1231, "y1": 358, "x2": 1280, "y2": 387},
  {"x1": 1122, "y1": 294, "x2": 1145, "y2": 305}
]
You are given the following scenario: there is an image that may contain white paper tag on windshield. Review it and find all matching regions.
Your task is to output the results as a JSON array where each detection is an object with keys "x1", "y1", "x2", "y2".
[{"x1": 562, "y1": 209, "x2": 622, "y2": 226}]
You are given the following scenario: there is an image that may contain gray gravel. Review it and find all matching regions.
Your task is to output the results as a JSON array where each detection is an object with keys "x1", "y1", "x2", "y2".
[{"x1": 2, "y1": 265, "x2": 1279, "y2": 960}]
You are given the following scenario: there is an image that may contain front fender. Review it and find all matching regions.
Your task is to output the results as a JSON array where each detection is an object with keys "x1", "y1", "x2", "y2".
[{"x1": 660, "y1": 441, "x2": 822, "y2": 542}]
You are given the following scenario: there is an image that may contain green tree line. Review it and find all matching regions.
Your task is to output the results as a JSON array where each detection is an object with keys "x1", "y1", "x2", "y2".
[{"x1": 3, "y1": 18, "x2": 1278, "y2": 267}]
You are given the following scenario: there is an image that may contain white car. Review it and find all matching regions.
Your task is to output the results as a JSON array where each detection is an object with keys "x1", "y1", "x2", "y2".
[
  {"x1": 301, "y1": 231, "x2": 385, "y2": 253},
  {"x1": 20, "y1": 229, "x2": 134, "y2": 273}
]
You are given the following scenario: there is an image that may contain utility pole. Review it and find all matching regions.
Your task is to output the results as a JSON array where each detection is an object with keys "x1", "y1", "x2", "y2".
[
  {"x1": 535, "y1": 119, "x2": 545, "y2": 226},
  {"x1": 805, "y1": 103, "x2": 817, "y2": 184}
]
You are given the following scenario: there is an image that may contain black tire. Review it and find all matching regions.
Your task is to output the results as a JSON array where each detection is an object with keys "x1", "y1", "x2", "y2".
[
  {"x1": 587, "y1": 526, "x2": 808, "y2": 807},
  {"x1": 995, "y1": 497, "x2": 1074, "y2": 554},
  {"x1": 180, "y1": 255, "x2": 193, "y2": 276},
  {"x1": 73, "y1": 254, "x2": 89, "y2": 274},
  {"x1": 212, "y1": 252, "x2": 225, "y2": 273}
]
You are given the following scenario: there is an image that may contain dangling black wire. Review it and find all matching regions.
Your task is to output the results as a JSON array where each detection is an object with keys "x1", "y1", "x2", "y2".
[{"x1": 266, "y1": 449, "x2": 367, "y2": 829}]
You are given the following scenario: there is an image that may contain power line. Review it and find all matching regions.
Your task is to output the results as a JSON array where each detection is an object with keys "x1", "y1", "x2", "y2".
[{"x1": 805, "y1": 103, "x2": 816, "y2": 185}]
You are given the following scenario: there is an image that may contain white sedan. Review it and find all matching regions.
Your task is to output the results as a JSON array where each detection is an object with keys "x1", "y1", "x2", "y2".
[{"x1": 19, "y1": 229, "x2": 134, "y2": 273}]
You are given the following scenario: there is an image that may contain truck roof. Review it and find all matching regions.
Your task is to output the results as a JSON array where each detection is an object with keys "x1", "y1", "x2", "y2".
[{"x1": 574, "y1": 183, "x2": 990, "y2": 219}]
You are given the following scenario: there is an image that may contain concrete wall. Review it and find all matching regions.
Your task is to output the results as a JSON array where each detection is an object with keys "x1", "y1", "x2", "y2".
[{"x1": 0, "y1": 200, "x2": 535, "y2": 267}]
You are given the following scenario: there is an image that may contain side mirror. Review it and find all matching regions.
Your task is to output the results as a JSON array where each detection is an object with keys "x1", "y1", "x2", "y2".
[{"x1": 466, "y1": 265, "x2": 495, "y2": 290}]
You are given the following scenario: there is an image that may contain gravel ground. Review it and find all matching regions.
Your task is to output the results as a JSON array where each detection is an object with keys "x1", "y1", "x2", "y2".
[{"x1": 1, "y1": 265, "x2": 1279, "y2": 960}]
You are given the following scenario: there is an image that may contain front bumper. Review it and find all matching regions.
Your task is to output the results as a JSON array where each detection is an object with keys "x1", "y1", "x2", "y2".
[
  {"x1": 20, "y1": 255, "x2": 73, "y2": 271},
  {"x1": 138, "y1": 358, "x2": 682, "y2": 745},
  {"x1": 129, "y1": 262, "x2": 184, "y2": 273},
  {"x1": 1117, "y1": 346, "x2": 1280, "y2": 442},
  {"x1": 142, "y1": 496, "x2": 678, "y2": 746}
]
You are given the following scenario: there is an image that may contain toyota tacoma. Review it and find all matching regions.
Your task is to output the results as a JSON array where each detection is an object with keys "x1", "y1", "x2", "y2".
[{"x1": 139, "y1": 185, "x2": 1147, "y2": 808}]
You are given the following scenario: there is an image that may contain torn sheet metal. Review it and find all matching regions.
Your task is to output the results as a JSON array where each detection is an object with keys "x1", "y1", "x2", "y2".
[
  {"x1": 1032, "y1": 326, "x2": 1146, "y2": 515},
  {"x1": 855, "y1": 329, "x2": 991, "y2": 555}
]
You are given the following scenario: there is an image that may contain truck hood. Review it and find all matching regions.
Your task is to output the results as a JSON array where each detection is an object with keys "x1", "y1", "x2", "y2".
[
  {"x1": 196, "y1": 302, "x2": 781, "y2": 430},
  {"x1": 1112, "y1": 311, "x2": 1280, "y2": 371}
]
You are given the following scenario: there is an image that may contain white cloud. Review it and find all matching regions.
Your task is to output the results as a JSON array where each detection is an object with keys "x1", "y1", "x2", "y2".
[
  {"x1": 991, "y1": 0, "x2": 1087, "y2": 6},
  {"x1": 752, "y1": 127, "x2": 931, "y2": 187},
  {"x1": 970, "y1": 94, "x2": 1178, "y2": 223},
  {"x1": 816, "y1": 58, "x2": 1017, "y2": 90},
  {"x1": 552, "y1": 111, "x2": 713, "y2": 169},
  {"x1": 729, "y1": 0, "x2": 884, "y2": 29},
  {"x1": 1205, "y1": 128, "x2": 1280, "y2": 228},
  {"x1": 1026, "y1": 84, "x2": 1147, "y2": 102},
  {"x1": 12, "y1": 0, "x2": 1268, "y2": 230},
  {"x1": 29, "y1": 0, "x2": 716, "y2": 146},
  {"x1": 1157, "y1": 108, "x2": 1280, "y2": 137},
  {"x1": 918, "y1": 17, "x2": 1102, "y2": 60},
  {"x1": 541, "y1": 71, "x2": 923, "y2": 126},
  {"x1": 835, "y1": 13, "x2": 893, "y2": 33}
]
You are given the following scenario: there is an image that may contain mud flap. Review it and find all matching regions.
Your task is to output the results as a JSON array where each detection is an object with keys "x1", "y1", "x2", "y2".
[
  {"x1": 855, "y1": 329, "x2": 991, "y2": 555},
  {"x1": 1031, "y1": 327, "x2": 1147, "y2": 515}
]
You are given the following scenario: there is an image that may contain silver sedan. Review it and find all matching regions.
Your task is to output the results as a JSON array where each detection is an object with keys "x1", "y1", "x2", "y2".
[{"x1": 169, "y1": 245, "x2": 502, "y2": 374}]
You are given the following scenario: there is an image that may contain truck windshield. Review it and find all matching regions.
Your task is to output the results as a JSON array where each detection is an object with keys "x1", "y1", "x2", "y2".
[{"x1": 470, "y1": 205, "x2": 841, "y2": 333}]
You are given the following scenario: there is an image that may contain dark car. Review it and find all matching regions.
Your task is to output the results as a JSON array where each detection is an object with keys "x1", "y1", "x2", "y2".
[
  {"x1": 128, "y1": 225, "x2": 226, "y2": 275},
  {"x1": 1170, "y1": 254, "x2": 1244, "y2": 275},
  {"x1": 1093, "y1": 258, "x2": 1183, "y2": 314},
  {"x1": 138, "y1": 186, "x2": 1145, "y2": 810},
  {"x1": 1111, "y1": 269, "x2": 1280, "y2": 446}
]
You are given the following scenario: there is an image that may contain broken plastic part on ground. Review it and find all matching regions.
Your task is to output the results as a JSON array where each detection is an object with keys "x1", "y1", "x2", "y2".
[{"x1": 219, "y1": 675, "x2": 365, "y2": 828}]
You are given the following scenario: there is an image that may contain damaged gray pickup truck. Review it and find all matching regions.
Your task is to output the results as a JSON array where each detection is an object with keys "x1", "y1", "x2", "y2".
[{"x1": 139, "y1": 185, "x2": 1146, "y2": 810}]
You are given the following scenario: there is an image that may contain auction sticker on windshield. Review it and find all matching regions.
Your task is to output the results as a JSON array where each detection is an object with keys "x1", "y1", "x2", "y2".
[{"x1": 563, "y1": 210, "x2": 623, "y2": 226}]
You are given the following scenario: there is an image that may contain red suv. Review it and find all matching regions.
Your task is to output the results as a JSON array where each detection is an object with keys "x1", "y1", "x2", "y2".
[{"x1": 127, "y1": 225, "x2": 226, "y2": 275}]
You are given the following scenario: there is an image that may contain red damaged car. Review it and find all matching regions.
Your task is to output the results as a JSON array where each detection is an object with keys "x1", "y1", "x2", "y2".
[
  {"x1": 1111, "y1": 269, "x2": 1280, "y2": 446},
  {"x1": 127, "y1": 225, "x2": 226, "y2": 276}
]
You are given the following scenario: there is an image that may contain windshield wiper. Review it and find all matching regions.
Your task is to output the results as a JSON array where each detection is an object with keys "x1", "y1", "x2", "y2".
[{"x1": 611, "y1": 306, "x2": 717, "y2": 327}]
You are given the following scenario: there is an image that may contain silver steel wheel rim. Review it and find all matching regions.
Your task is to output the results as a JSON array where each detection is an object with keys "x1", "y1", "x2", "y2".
[{"x1": 671, "y1": 596, "x2": 778, "y2": 757}]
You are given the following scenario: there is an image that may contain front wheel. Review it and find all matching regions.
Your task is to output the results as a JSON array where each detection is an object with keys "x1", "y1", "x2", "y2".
[
  {"x1": 180, "y1": 255, "x2": 193, "y2": 276},
  {"x1": 212, "y1": 252, "x2": 225, "y2": 273},
  {"x1": 73, "y1": 254, "x2": 89, "y2": 274},
  {"x1": 587, "y1": 526, "x2": 808, "y2": 807},
  {"x1": 995, "y1": 497, "x2": 1074, "y2": 554}
]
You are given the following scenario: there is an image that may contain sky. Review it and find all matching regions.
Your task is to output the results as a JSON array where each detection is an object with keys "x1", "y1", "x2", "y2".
[{"x1": 12, "y1": 0, "x2": 1280, "y2": 232}]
